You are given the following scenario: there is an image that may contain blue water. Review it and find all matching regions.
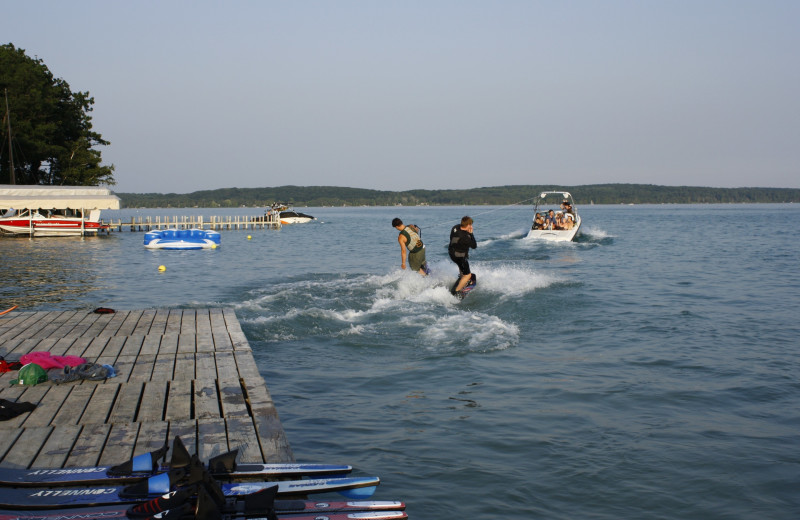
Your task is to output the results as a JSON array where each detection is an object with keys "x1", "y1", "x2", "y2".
[{"x1": 2, "y1": 204, "x2": 799, "y2": 519}]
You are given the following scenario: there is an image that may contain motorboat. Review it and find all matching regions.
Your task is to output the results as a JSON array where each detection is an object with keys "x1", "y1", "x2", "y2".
[
  {"x1": 526, "y1": 191, "x2": 581, "y2": 242},
  {"x1": 143, "y1": 229, "x2": 221, "y2": 250},
  {"x1": 279, "y1": 209, "x2": 315, "y2": 224},
  {"x1": 0, "y1": 185, "x2": 119, "y2": 237}
]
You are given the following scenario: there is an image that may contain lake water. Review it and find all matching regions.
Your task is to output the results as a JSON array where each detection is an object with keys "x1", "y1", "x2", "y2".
[{"x1": 1, "y1": 203, "x2": 799, "y2": 519}]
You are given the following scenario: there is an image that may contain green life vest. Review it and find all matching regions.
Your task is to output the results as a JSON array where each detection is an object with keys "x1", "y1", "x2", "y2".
[{"x1": 400, "y1": 226, "x2": 424, "y2": 253}]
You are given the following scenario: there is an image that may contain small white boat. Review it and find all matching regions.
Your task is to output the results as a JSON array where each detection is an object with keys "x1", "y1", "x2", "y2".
[
  {"x1": 279, "y1": 210, "x2": 315, "y2": 224},
  {"x1": 526, "y1": 191, "x2": 581, "y2": 242},
  {"x1": 143, "y1": 229, "x2": 221, "y2": 250}
]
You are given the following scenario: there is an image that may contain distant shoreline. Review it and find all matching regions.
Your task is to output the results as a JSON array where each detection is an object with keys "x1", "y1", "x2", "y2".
[{"x1": 115, "y1": 183, "x2": 800, "y2": 208}]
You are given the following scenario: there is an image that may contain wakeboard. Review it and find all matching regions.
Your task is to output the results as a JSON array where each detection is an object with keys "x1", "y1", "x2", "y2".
[{"x1": 451, "y1": 273, "x2": 477, "y2": 300}]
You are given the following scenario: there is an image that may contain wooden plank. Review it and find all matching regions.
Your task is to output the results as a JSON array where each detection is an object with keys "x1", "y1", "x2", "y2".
[
  {"x1": 21, "y1": 385, "x2": 70, "y2": 428},
  {"x1": 98, "y1": 311, "x2": 129, "y2": 337},
  {"x1": 149, "y1": 310, "x2": 170, "y2": 336},
  {"x1": 180, "y1": 309, "x2": 196, "y2": 336},
  {"x1": 167, "y1": 420, "x2": 197, "y2": 455},
  {"x1": 194, "y1": 379, "x2": 220, "y2": 419},
  {"x1": 0, "y1": 429, "x2": 22, "y2": 465},
  {"x1": 128, "y1": 354, "x2": 156, "y2": 382},
  {"x1": 0, "y1": 311, "x2": 49, "y2": 343},
  {"x1": 195, "y1": 353, "x2": 217, "y2": 381},
  {"x1": 223, "y1": 308, "x2": 249, "y2": 350},
  {"x1": 195, "y1": 310, "x2": 215, "y2": 352},
  {"x1": 99, "y1": 422, "x2": 140, "y2": 465},
  {"x1": 49, "y1": 311, "x2": 90, "y2": 339},
  {"x1": 213, "y1": 352, "x2": 238, "y2": 384},
  {"x1": 95, "y1": 335, "x2": 127, "y2": 363},
  {"x1": 225, "y1": 417, "x2": 263, "y2": 463},
  {"x1": 178, "y1": 333, "x2": 196, "y2": 353},
  {"x1": 112, "y1": 355, "x2": 137, "y2": 383},
  {"x1": 12, "y1": 312, "x2": 61, "y2": 341},
  {"x1": 51, "y1": 384, "x2": 97, "y2": 425},
  {"x1": 140, "y1": 334, "x2": 161, "y2": 356},
  {"x1": 31, "y1": 311, "x2": 76, "y2": 339},
  {"x1": 117, "y1": 310, "x2": 145, "y2": 337},
  {"x1": 134, "y1": 421, "x2": 169, "y2": 457},
  {"x1": 173, "y1": 353, "x2": 195, "y2": 381},
  {"x1": 1, "y1": 426, "x2": 53, "y2": 468},
  {"x1": 52, "y1": 335, "x2": 81, "y2": 357},
  {"x1": 80, "y1": 382, "x2": 119, "y2": 424},
  {"x1": 108, "y1": 382, "x2": 144, "y2": 424},
  {"x1": 31, "y1": 424, "x2": 82, "y2": 468},
  {"x1": 132, "y1": 310, "x2": 157, "y2": 336},
  {"x1": 218, "y1": 379, "x2": 249, "y2": 418},
  {"x1": 65, "y1": 423, "x2": 110, "y2": 467},
  {"x1": 75, "y1": 336, "x2": 112, "y2": 363},
  {"x1": 196, "y1": 418, "x2": 228, "y2": 461},
  {"x1": 165, "y1": 310, "x2": 183, "y2": 335},
  {"x1": 164, "y1": 379, "x2": 192, "y2": 421},
  {"x1": 137, "y1": 380, "x2": 168, "y2": 422},
  {"x1": 234, "y1": 351, "x2": 263, "y2": 381},
  {"x1": 151, "y1": 354, "x2": 176, "y2": 381},
  {"x1": 63, "y1": 312, "x2": 104, "y2": 339},
  {"x1": 159, "y1": 334, "x2": 179, "y2": 354},
  {"x1": 252, "y1": 410, "x2": 294, "y2": 463},
  {"x1": 120, "y1": 335, "x2": 145, "y2": 357}
]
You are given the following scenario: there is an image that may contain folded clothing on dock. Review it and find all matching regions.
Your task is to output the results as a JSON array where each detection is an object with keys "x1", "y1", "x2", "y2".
[{"x1": 19, "y1": 351, "x2": 86, "y2": 370}]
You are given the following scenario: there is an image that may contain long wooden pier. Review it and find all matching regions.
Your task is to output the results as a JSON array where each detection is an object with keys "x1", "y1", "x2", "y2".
[
  {"x1": 0, "y1": 308, "x2": 293, "y2": 469},
  {"x1": 108, "y1": 214, "x2": 282, "y2": 232}
]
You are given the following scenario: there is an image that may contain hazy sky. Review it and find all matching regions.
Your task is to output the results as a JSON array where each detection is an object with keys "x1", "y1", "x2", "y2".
[{"x1": 3, "y1": 1, "x2": 798, "y2": 193}]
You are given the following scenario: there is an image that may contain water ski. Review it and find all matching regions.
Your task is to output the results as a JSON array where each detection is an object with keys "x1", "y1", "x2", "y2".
[{"x1": 451, "y1": 273, "x2": 477, "y2": 300}]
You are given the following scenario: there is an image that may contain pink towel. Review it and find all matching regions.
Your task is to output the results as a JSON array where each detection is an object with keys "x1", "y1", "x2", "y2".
[{"x1": 19, "y1": 352, "x2": 87, "y2": 370}]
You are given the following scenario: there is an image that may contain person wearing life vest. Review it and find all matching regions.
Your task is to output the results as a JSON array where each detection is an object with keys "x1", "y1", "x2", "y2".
[
  {"x1": 448, "y1": 215, "x2": 477, "y2": 294},
  {"x1": 392, "y1": 218, "x2": 430, "y2": 276}
]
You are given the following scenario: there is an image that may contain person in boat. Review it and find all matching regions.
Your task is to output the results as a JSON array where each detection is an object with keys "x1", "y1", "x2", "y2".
[
  {"x1": 559, "y1": 213, "x2": 574, "y2": 230},
  {"x1": 392, "y1": 218, "x2": 430, "y2": 276},
  {"x1": 449, "y1": 216, "x2": 477, "y2": 294},
  {"x1": 545, "y1": 209, "x2": 558, "y2": 230},
  {"x1": 533, "y1": 212, "x2": 545, "y2": 230},
  {"x1": 561, "y1": 199, "x2": 574, "y2": 215}
]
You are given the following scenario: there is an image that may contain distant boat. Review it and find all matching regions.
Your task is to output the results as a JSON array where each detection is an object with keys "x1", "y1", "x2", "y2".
[
  {"x1": 279, "y1": 209, "x2": 315, "y2": 224},
  {"x1": 526, "y1": 191, "x2": 581, "y2": 242}
]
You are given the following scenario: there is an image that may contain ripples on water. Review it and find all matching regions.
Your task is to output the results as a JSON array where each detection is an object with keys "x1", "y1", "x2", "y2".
[{"x1": 2, "y1": 204, "x2": 799, "y2": 519}]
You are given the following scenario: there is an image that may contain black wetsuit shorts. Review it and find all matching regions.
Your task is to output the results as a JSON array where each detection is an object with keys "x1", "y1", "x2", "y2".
[{"x1": 449, "y1": 252, "x2": 471, "y2": 276}]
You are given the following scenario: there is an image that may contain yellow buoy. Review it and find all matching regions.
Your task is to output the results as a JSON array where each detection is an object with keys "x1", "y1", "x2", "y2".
[
  {"x1": 211, "y1": 244, "x2": 217, "y2": 249},
  {"x1": 247, "y1": 235, "x2": 252, "y2": 240},
  {"x1": 158, "y1": 265, "x2": 166, "y2": 272}
]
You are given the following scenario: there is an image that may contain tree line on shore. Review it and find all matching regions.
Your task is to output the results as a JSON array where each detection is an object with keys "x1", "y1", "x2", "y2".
[{"x1": 116, "y1": 184, "x2": 800, "y2": 208}]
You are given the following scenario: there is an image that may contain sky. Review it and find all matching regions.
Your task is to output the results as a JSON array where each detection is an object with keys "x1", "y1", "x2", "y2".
[{"x1": 3, "y1": 1, "x2": 799, "y2": 193}]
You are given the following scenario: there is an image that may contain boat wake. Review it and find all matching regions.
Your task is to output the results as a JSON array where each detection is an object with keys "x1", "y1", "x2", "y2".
[{"x1": 237, "y1": 262, "x2": 562, "y2": 357}]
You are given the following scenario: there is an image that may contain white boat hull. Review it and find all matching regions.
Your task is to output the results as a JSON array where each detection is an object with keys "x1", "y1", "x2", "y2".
[{"x1": 526, "y1": 217, "x2": 581, "y2": 242}]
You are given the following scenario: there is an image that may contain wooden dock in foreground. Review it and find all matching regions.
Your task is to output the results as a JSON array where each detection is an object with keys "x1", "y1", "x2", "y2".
[{"x1": 0, "y1": 308, "x2": 293, "y2": 469}]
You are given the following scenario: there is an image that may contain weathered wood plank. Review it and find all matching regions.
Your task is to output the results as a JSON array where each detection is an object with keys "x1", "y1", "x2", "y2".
[
  {"x1": 31, "y1": 311, "x2": 78, "y2": 339},
  {"x1": 196, "y1": 418, "x2": 228, "y2": 461},
  {"x1": 1, "y1": 426, "x2": 53, "y2": 468},
  {"x1": 134, "y1": 421, "x2": 169, "y2": 457},
  {"x1": 0, "y1": 385, "x2": 50, "y2": 430},
  {"x1": 128, "y1": 354, "x2": 156, "y2": 382},
  {"x1": 164, "y1": 379, "x2": 192, "y2": 421},
  {"x1": 140, "y1": 334, "x2": 162, "y2": 356},
  {"x1": 167, "y1": 420, "x2": 197, "y2": 455},
  {"x1": 225, "y1": 417, "x2": 263, "y2": 462},
  {"x1": 218, "y1": 379, "x2": 249, "y2": 418},
  {"x1": 117, "y1": 310, "x2": 145, "y2": 337},
  {"x1": 180, "y1": 309, "x2": 196, "y2": 336},
  {"x1": 149, "y1": 310, "x2": 170, "y2": 336},
  {"x1": 222, "y1": 308, "x2": 249, "y2": 350},
  {"x1": 99, "y1": 422, "x2": 139, "y2": 465},
  {"x1": 0, "y1": 428, "x2": 22, "y2": 464},
  {"x1": 98, "y1": 311, "x2": 129, "y2": 337},
  {"x1": 65, "y1": 423, "x2": 110, "y2": 467},
  {"x1": 159, "y1": 334, "x2": 179, "y2": 354},
  {"x1": 132, "y1": 310, "x2": 157, "y2": 336},
  {"x1": 51, "y1": 384, "x2": 97, "y2": 425},
  {"x1": 178, "y1": 333, "x2": 196, "y2": 353},
  {"x1": 137, "y1": 380, "x2": 168, "y2": 422},
  {"x1": 74, "y1": 335, "x2": 109, "y2": 361},
  {"x1": 165, "y1": 309, "x2": 183, "y2": 335},
  {"x1": 80, "y1": 382, "x2": 119, "y2": 424},
  {"x1": 173, "y1": 353, "x2": 195, "y2": 381},
  {"x1": 234, "y1": 351, "x2": 263, "y2": 381},
  {"x1": 194, "y1": 379, "x2": 220, "y2": 419},
  {"x1": 215, "y1": 352, "x2": 240, "y2": 384},
  {"x1": 151, "y1": 353, "x2": 176, "y2": 381},
  {"x1": 31, "y1": 424, "x2": 82, "y2": 468},
  {"x1": 21, "y1": 386, "x2": 70, "y2": 428},
  {"x1": 108, "y1": 382, "x2": 144, "y2": 424},
  {"x1": 195, "y1": 353, "x2": 217, "y2": 381}
]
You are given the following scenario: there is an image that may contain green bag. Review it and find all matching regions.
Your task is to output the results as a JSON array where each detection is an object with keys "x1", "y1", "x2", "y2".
[{"x1": 10, "y1": 363, "x2": 48, "y2": 386}]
